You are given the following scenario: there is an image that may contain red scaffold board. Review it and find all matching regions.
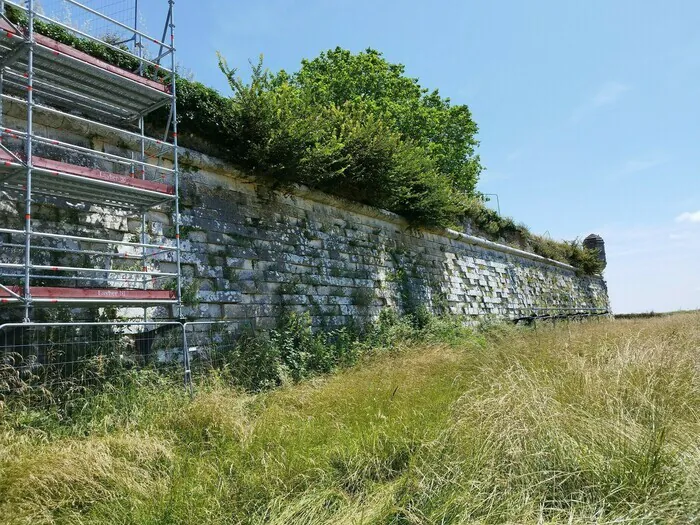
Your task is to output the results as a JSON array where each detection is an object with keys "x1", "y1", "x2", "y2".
[{"x1": 0, "y1": 286, "x2": 176, "y2": 302}]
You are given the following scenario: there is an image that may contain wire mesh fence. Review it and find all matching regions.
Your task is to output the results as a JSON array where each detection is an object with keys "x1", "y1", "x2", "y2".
[
  {"x1": 36, "y1": 0, "x2": 139, "y2": 48},
  {"x1": 512, "y1": 307, "x2": 610, "y2": 328},
  {"x1": 1, "y1": 315, "x2": 406, "y2": 407},
  {"x1": 0, "y1": 320, "x2": 184, "y2": 409},
  {"x1": 183, "y1": 321, "x2": 241, "y2": 390},
  {"x1": 0, "y1": 320, "x2": 257, "y2": 410}
]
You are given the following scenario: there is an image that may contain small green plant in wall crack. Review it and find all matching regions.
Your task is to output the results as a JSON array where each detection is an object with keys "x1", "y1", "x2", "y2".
[
  {"x1": 351, "y1": 287, "x2": 375, "y2": 308},
  {"x1": 165, "y1": 278, "x2": 201, "y2": 307}
]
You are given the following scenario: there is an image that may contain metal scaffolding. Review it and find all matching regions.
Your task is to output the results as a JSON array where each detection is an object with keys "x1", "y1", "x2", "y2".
[{"x1": 0, "y1": 0, "x2": 181, "y2": 322}]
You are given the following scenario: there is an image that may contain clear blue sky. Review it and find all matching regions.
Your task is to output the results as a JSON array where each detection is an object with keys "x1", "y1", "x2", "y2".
[{"x1": 138, "y1": 0, "x2": 700, "y2": 314}]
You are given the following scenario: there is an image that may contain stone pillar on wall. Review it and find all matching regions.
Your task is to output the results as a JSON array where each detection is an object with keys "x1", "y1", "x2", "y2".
[{"x1": 583, "y1": 234, "x2": 607, "y2": 270}]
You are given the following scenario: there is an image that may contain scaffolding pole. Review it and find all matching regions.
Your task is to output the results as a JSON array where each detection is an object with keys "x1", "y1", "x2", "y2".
[
  {"x1": 136, "y1": 4, "x2": 148, "y2": 325},
  {"x1": 169, "y1": 0, "x2": 182, "y2": 320},
  {"x1": 22, "y1": 0, "x2": 34, "y2": 321}
]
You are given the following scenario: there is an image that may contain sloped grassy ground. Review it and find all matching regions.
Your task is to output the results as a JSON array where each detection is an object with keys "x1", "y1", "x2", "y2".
[{"x1": 1, "y1": 313, "x2": 699, "y2": 524}]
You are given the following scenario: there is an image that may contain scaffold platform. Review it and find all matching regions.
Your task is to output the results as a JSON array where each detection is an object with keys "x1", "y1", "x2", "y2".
[
  {"x1": 0, "y1": 149, "x2": 175, "y2": 210},
  {"x1": 0, "y1": 19, "x2": 171, "y2": 123}
]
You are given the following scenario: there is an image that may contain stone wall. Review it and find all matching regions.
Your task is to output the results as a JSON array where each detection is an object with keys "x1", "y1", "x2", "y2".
[{"x1": 0, "y1": 105, "x2": 610, "y2": 326}]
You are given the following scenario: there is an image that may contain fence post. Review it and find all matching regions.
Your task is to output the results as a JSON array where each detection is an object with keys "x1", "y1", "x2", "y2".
[{"x1": 182, "y1": 322, "x2": 194, "y2": 397}]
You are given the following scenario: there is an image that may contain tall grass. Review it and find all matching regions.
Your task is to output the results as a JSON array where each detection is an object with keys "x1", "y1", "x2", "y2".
[{"x1": 1, "y1": 313, "x2": 699, "y2": 523}]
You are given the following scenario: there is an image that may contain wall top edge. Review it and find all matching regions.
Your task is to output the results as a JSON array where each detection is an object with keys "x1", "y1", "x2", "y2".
[{"x1": 181, "y1": 149, "x2": 580, "y2": 273}]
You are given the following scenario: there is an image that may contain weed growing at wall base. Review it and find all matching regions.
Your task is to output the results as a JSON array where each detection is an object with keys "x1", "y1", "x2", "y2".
[{"x1": 193, "y1": 310, "x2": 471, "y2": 392}]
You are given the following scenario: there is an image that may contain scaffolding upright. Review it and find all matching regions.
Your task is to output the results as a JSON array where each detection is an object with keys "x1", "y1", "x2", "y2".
[{"x1": 0, "y1": 0, "x2": 181, "y2": 322}]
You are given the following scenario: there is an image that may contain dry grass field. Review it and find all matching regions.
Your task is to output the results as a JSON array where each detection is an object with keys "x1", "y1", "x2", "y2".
[{"x1": 1, "y1": 312, "x2": 699, "y2": 524}]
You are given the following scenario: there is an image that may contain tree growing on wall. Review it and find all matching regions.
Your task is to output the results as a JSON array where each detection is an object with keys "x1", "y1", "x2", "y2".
[
  {"x1": 284, "y1": 48, "x2": 482, "y2": 195},
  {"x1": 215, "y1": 48, "x2": 482, "y2": 227}
]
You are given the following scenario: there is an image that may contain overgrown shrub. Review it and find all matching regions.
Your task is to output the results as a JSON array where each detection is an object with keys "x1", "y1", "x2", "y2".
[
  {"x1": 218, "y1": 327, "x2": 282, "y2": 392},
  {"x1": 207, "y1": 312, "x2": 363, "y2": 391},
  {"x1": 198, "y1": 308, "x2": 479, "y2": 392},
  {"x1": 463, "y1": 199, "x2": 605, "y2": 275},
  {"x1": 209, "y1": 55, "x2": 472, "y2": 228}
]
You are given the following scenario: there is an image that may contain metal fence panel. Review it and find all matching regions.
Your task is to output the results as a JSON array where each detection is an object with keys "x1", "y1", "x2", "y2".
[
  {"x1": 183, "y1": 321, "x2": 243, "y2": 390},
  {"x1": 0, "y1": 321, "x2": 185, "y2": 408}
]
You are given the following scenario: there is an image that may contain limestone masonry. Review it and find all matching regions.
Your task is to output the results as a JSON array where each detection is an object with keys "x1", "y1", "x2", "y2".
[{"x1": 0, "y1": 106, "x2": 610, "y2": 327}]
